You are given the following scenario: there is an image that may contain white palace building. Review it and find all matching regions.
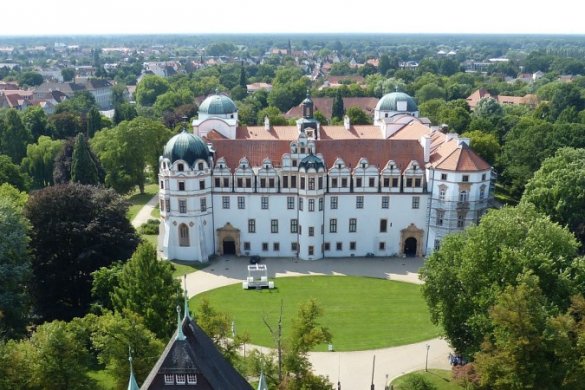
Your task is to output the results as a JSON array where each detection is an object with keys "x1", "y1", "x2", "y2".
[{"x1": 158, "y1": 91, "x2": 494, "y2": 262}]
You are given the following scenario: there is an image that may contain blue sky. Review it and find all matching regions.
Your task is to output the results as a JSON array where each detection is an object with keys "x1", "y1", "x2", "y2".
[{"x1": 1, "y1": 0, "x2": 583, "y2": 36}]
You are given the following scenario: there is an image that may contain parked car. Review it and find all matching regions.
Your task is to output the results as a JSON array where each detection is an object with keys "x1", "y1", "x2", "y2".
[{"x1": 249, "y1": 255, "x2": 261, "y2": 264}]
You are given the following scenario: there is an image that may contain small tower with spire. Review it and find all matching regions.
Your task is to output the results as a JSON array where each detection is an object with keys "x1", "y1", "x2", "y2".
[
  {"x1": 175, "y1": 305, "x2": 186, "y2": 341},
  {"x1": 127, "y1": 347, "x2": 140, "y2": 390}
]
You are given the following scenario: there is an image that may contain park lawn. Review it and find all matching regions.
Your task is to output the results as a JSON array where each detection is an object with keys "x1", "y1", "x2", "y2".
[
  {"x1": 126, "y1": 183, "x2": 159, "y2": 221},
  {"x1": 192, "y1": 276, "x2": 440, "y2": 351},
  {"x1": 87, "y1": 369, "x2": 117, "y2": 389},
  {"x1": 391, "y1": 369, "x2": 463, "y2": 390},
  {"x1": 171, "y1": 260, "x2": 204, "y2": 278}
]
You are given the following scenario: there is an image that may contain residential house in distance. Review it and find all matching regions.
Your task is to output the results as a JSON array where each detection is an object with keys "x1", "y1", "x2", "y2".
[
  {"x1": 466, "y1": 88, "x2": 538, "y2": 110},
  {"x1": 34, "y1": 79, "x2": 114, "y2": 109},
  {"x1": 158, "y1": 91, "x2": 494, "y2": 262}
]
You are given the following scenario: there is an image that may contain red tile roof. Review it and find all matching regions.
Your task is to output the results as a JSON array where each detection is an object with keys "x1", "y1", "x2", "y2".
[{"x1": 431, "y1": 141, "x2": 490, "y2": 172}]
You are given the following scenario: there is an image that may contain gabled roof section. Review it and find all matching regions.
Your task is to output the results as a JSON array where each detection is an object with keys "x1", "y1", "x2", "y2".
[{"x1": 141, "y1": 318, "x2": 252, "y2": 389}]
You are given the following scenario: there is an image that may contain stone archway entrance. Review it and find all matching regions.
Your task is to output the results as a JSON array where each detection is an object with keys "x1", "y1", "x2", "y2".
[
  {"x1": 216, "y1": 223, "x2": 241, "y2": 256},
  {"x1": 404, "y1": 237, "x2": 417, "y2": 257},
  {"x1": 400, "y1": 223, "x2": 424, "y2": 257}
]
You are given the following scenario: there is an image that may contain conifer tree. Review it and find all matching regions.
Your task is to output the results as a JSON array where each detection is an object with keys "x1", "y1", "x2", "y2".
[
  {"x1": 332, "y1": 91, "x2": 344, "y2": 120},
  {"x1": 86, "y1": 107, "x2": 101, "y2": 138},
  {"x1": 71, "y1": 133, "x2": 98, "y2": 185}
]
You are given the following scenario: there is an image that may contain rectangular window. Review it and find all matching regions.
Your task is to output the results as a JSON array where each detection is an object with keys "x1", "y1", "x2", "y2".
[
  {"x1": 349, "y1": 218, "x2": 357, "y2": 232},
  {"x1": 439, "y1": 188, "x2": 446, "y2": 201},
  {"x1": 246, "y1": 178, "x2": 252, "y2": 188},
  {"x1": 436, "y1": 210, "x2": 444, "y2": 226},
  {"x1": 482, "y1": 173, "x2": 486, "y2": 181},
  {"x1": 457, "y1": 214, "x2": 465, "y2": 228},
  {"x1": 318, "y1": 177, "x2": 323, "y2": 189},
  {"x1": 287, "y1": 196, "x2": 295, "y2": 209},
  {"x1": 248, "y1": 219, "x2": 256, "y2": 233},
  {"x1": 332, "y1": 178, "x2": 338, "y2": 188},
  {"x1": 329, "y1": 218, "x2": 337, "y2": 233},
  {"x1": 441, "y1": 173, "x2": 448, "y2": 180},
  {"x1": 291, "y1": 242, "x2": 298, "y2": 251},
  {"x1": 309, "y1": 177, "x2": 315, "y2": 190},
  {"x1": 165, "y1": 199, "x2": 170, "y2": 212},
  {"x1": 356, "y1": 177, "x2": 362, "y2": 188},
  {"x1": 244, "y1": 242, "x2": 250, "y2": 251},
  {"x1": 299, "y1": 198, "x2": 303, "y2": 211},
  {"x1": 290, "y1": 219, "x2": 298, "y2": 233},
  {"x1": 380, "y1": 219, "x2": 387, "y2": 233},
  {"x1": 179, "y1": 199, "x2": 187, "y2": 214},
  {"x1": 223, "y1": 178, "x2": 229, "y2": 187},
  {"x1": 260, "y1": 178, "x2": 266, "y2": 188},
  {"x1": 238, "y1": 196, "x2": 245, "y2": 209},
  {"x1": 179, "y1": 181, "x2": 185, "y2": 191},
  {"x1": 462, "y1": 175, "x2": 469, "y2": 182},
  {"x1": 283, "y1": 175, "x2": 289, "y2": 188},
  {"x1": 160, "y1": 180, "x2": 164, "y2": 189},
  {"x1": 160, "y1": 199, "x2": 165, "y2": 211},
  {"x1": 199, "y1": 180, "x2": 205, "y2": 190},
  {"x1": 383, "y1": 178, "x2": 390, "y2": 187},
  {"x1": 406, "y1": 178, "x2": 413, "y2": 187},
  {"x1": 176, "y1": 374, "x2": 186, "y2": 385},
  {"x1": 434, "y1": 239, "x2": 441, "y2": 250},
  {"x1": 309, "y1": 199, "x2": 315, "y2": 212},
  {"x1": 262, "y1": 242, "x2": 268, "y2": 251},
  {"x1": 187, "y1": 374, "x2": 197, "y2": 385},
  {"x1": 415, "y1": 178, "x2": 421, "y2": 187},
  {"x1": 356, "y1": 196, "x2": 364, "y2": 209},
  {"x1": 318, "y1": 198, "x2": 323, "y2": 211},
  {"x1": 412, "y1": 196, "x2": 420, "y2": 209},
  {"x1": 324, "y1": 242, "x2": 330, "y2": 251},
  {"x1": 300, "y1": 177, "x2": 306, "y2": 189},
  {"x1": 336, "y1": 242, "x2": 342, "y2": 251},
  {"x1": 237, "y1": 178, "x2": 243, "y2": 187},
  {"x1": 308, "y1": 246, "x2": 314, "y2": 256},
  {"x1": 215, "y1": 178, "x2": 221, "y2": 187},
  {"x1": 392, "y1": 178, "x2": 399, "y2": 187},
  {"x1": 261, "y1": 196, "x2": 269, "y2": 209},
  {"x1": 350, "y1": 241, "x2": 356, "y2": 251},
  {"x1": 330, "y1": 196, "x2": 338, "y2": 209},
  {"x1": 164, "y1": 374, "x2": 174, "y2": 385},
  {"x1": 271, "y1": 219, "x2": 278, "y2": 233},
  {"x1": 200, "y1": 197, "x2": 207, "y2": 212},
  {"x1": 222, "y1": 196, "x2": 230, "y2": 209},
  {"x1": 291, "y1": 176, "x2": 297, "y2": 188},
  {"x1": 381, "y1": 196, "x2": 389, "y2": 209},
  {"x1": 480, "y1": 187, "x2": 486, "y2": 200},
  {"x1": 273, "y1": 242, "x2": 280, "y2": 251},
  {"x1": 342, "y1": 178, "x2": 348, "y2": 188},
  {"x1": 379, "y1": 242, "x2": 386, "y2": 250},
  {"x1": 308, "y1": 226, "x2": 314, "y2": 237},
  {"x1": 369, "y1": 177, "x2": 375, "y2": 187},
  {"x1": 269, "y1": 178, "x2": 275, "y2": 188}
]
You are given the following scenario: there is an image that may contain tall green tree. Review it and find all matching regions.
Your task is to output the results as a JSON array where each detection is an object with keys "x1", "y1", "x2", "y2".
[
  {"x1": 135, "y1": 74, "x2": 170, "y2": 107},
  {"x1": 91, "y1": 117, "x2": 172, "y2": 194},
  {"x1": 86, "y1": 107, "x2": 102, "y2": 138},
  {"x1": 0, "y1": 196, "x2": 31, "y2": 339},
  {"x1": 49, "y1": 111, "x2": 83, "y2": 139},
  {"x1": 239, "y1": 61, "x2": 247, "y2": 88},
  {"x1": 0, "y1": 154, "x2": 29, "y2": 191},
  {"x1": 71, "y1": 133, "x2": 99, "y2": 185},
  {"x1": 61, "y1": 68, "x2": 75, "y2": 82},
  {"x1": 461, "y1": 130, "x2": 500, "y2": 165},
  {"x1": 420, "y1": 204, "x2": 580, "y2": 357},
  {"x1": 1, "y1": 109, "x2": 31, "y2": 163},
  {"x1": 111, "y1": 242, "x2": 181, "y2": 339},
  {"x1": 331, "y1": 90, "x2": 344, "y2": 120},
  {"x1": 113, "y1": 102, "x2": 138, "y2": 125},
  {"x1": 522, "y1": 147, "x2": 585, "y2": 245},
  {"x1": 25, "y1": 184, "x2": 139, "y2": 321},
  {"x1": 345, "y1": 106, "x2": 371, "y2": 125},
  {"x1": 22, "y1": 106, "x2": 49, "y2": 140}
]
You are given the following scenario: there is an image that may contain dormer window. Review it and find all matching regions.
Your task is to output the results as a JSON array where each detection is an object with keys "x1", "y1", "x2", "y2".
[
  {"x1": 178, "y1": 163, "x2": 184, "y2": 172},
  {"x1": 164, "y1": 374, "x2": 174, "y2": 385},
  {"x1": 187, "y1": 374, "x2": 197, "y2": 384},
  {"x1": 198, "y1": 162, "x2": 204, "y2": 170}
]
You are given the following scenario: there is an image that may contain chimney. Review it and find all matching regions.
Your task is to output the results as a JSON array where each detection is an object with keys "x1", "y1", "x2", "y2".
[
  {"x1": 440, "y1": 124, "x2": 449, "y2": 133},
  {"x1": 264, "y1": 116, "x2": 270, "y2": 131},
  {"x1": 458, "y1": 137, "x2": 470, "y2": 147},
  {"x1": 420, "y1": 135, "x2": 431, "y2": 163},
  {"x1": 343, "y1": 115, "x2": 350, "y2": 130}
]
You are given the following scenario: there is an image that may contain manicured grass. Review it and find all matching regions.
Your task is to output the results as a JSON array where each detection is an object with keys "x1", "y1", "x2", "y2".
[
  {"x1": 192, "y1": 276, "x2": 440, "y2": 351},
  {"x1": 126, "y1": 183, "x2": 158, "y2": 221},
  {"x1": 87, "y1": 369, "x2": 117, "y2": 389},
  {"x1": 391, "y1": 369, "x2": 463, "y2": 390},
  {"x1": 171, "y1": 260, "x2": 204, "y2": 278}
]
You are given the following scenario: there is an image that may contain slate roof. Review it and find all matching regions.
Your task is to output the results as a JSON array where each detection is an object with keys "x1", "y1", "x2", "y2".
[{"x1": 141, "y1": 317, "x2": 252, "y2": 389}]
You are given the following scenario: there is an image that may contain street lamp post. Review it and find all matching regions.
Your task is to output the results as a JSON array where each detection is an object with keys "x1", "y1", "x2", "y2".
[{"x1": 425, "y1": 344, "x2": 430, "y2": 372}]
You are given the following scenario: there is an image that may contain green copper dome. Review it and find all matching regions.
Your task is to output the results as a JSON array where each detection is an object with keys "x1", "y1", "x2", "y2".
[
  {"x1": 299, "y1": 153, "x2": 325, "y2": 171},
  {"x1": 375, "y1": 92, "x2": 418, "y2": 112},
  {"x1": 163, "y1": 131, "x2": 209, "y2": 166},
  {"x1": 199, "y1": 93, "x2": 237, "y2": 115}
]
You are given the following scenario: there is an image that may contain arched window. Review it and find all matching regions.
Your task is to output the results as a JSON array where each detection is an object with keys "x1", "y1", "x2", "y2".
[
  {"x1": 179, "y1": 224, "x2": 190, "y2": 247},
  {"x1": 178, "y1": 163, "x2": 184, "y2": 172},
  {"x1": 459, "y1": 190, "x2": 469, "y2": 202}
]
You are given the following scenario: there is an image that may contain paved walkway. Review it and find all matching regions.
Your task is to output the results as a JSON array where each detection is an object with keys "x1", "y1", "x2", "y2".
[
  {"x1": 131, "y1": 195, "x2": 158, "y2": 228},
  {"x1": 184, "y1": 256, "x2": 452, "y2": 389}
]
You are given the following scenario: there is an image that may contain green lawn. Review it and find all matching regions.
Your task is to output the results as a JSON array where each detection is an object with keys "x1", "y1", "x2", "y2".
[
  {"x1": 391, "y1": 369, "x2": 463, "y2": 390},
  {"x1": 171, "y1": 260, "x2": 203, "y2": 278},
  {"x1": 126, "y1": 183, "x2": 159, "y2": 221},
  {"x1": 192, "y1": 276, "x2": 440, "y2": 351}
]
